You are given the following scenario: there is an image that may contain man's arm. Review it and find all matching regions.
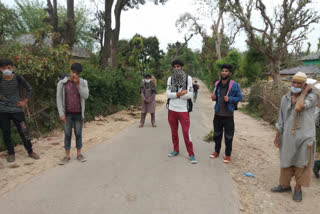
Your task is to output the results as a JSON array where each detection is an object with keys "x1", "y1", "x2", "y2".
[
  {"x1": 295, "y1": 85, "x2": 314, "y2": 112},
  {"x1": 17, "y1": 75, "x2": 32, "y2": 107},
  {"x1": 78, "y1": 79, "x2": 89, "y2": 100},
  {"x1": 180, "y1": 76, "x2": 193, "y2": 100},
  {"x1": 166, "y1": 77, "x2": 178, "y2": 99},
  {"x1": 228, "y1": 83, "x2": 242, "y2": 103}
]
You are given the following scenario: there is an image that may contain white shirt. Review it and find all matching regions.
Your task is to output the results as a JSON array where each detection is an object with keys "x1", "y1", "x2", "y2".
[{"x1": 166, "y1": 76, "x2": 193, "y2": 112}]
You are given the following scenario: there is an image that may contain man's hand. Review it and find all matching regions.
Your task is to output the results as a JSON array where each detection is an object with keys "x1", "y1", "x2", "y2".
[
  {"x1": 180, "y1": 90, "x2": 188, "y2": 96},
  {"x1": 211, "y1": 94, "x2": 216, "y2": 101},
  {"x1": 274, "y1": 132, "x2": 280, "y2": 148},
  {"x1": 60, "y1": 116, "x2": 66, "y2": 124},
  {"x1": 145, "y1": 100, "x2": 151, "y2": 104},
  {"x1": 224, "y1": 96, "x2": 229, "y2": 102},
  {"x1": 73, "y1": 76, "x2": 80, "y2": 86},
  {"x1": 17, "y1": 99, "x2": 28, "y2": 107},
  {"x1": 302, "y1": 84, "x2": 312, "y2": 94}
]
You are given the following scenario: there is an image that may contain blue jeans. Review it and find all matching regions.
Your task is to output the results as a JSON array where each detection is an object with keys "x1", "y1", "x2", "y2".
[{"x1": 64, "y1": 114, "x2": 83, "y2": 150}]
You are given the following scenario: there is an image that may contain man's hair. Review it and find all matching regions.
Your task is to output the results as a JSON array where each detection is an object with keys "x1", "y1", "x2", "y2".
[
  {"x1": 221, "y1": 64, "x2": 233, "y2": 73},
  {"x1": 171, "y1": 59, "x2": 184, "y2": 67},
  {"x1": 0, "y1": 59, "x2": 14, "y2": 67},
  {"x1": 71, "y1": 63, "x2": 82, "y2": 73},
  {"x1": 144, "y1": 74, "x2": 151, "y2": 78}
]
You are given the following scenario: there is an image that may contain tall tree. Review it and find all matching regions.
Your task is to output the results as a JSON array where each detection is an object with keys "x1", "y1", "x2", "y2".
[
  {"x1": 65, "y1": 0, "x2": 75, "y2": 48},
  {"x1": 101, "y1": 0, "x2": 168, "y2": 69},
  {"x1": 0, "y1": 3, "x2": 20, "y2": 44},
  {"x1": 45, "y1": 0, "x2": 59, "y2": 46},
  {"x1": 227, "y1": 0, "x2": 319, "y2": 84}
]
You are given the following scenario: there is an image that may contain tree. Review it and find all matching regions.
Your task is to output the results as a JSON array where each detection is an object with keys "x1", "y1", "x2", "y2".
[
  {"x1": 101, "y1": 0, "x2": 168, "y2": 69},
  {"x1": 65, "y1": 0, "x2": 75, "y2": 48},
  {"x1": 227, "y1": 0, "x2": 319, "y2": 84},
  {"x1": 0, "y1": 3, "x2": 20, "y2": 44}
]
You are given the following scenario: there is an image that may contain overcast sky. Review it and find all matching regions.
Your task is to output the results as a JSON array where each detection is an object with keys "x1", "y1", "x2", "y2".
[{"x1": 2, "y1": 0, "x2": 320, "y2": 53}]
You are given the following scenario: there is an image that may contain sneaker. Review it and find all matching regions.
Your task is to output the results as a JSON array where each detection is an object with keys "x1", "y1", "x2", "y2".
[
  {"x1": 77, "y1": 154, "x2": 87, "y2": 162},
  {"x1": 271, "y1": 185, "x2": 292, "y2": 193},
  {"x1": 209, "y1": 152, "x2": 219, "y2": 159},
  {"x1": 7, "y1": 154, "x2": 15, "y2": 162},
  {"x1": 59, "y1": 157, "x2": 71, "y2": 165},
  {"x1": 223, "y1": 156, "x2": 231, "y2": 163},
  {"x1": 168, "y1": 150, "x2": 179, "y2": 157},
  {"x1": 292, "y1": 190, "x2": 302, "y2": 202},
  {"x1": 190, "y1": 155, "x2": 198, "y2": 164},
  {"x1": 29, "y1": 152, "x2": 40, "y2": 160}
]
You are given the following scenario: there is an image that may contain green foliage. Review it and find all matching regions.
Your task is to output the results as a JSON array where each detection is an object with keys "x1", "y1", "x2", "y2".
[
  {"x1": 0, "y1": 2, "x2": 20, "y2": 43},
  {"x1": 203, "y1": 130, "x2": 214, "y2": 143}
]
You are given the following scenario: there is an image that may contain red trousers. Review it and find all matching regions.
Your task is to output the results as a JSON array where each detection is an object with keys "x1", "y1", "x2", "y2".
[{"x1": 168, "y1": 110, "x2": 194, "y2": 156}]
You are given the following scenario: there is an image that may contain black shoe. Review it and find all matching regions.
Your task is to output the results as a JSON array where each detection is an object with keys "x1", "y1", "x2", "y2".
[
  {"x1": 271, "y1": 185, "x2": 292, "y2": 193},
  {"x1": 7, "y1": 154, "x2": 15, "y2": 162},
  {"x1": 28, "y1": 152, "x2": 40, "y2": 160},
  {"x1": 313, "y1": 160, "x2": 320, "y2": 179},
  {"x1": 293, "y1": 190, "x2": 302, "y2": 202}
]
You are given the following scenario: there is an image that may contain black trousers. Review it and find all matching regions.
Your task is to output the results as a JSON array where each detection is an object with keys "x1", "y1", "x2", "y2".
[
  {"x1": 0, "y1": 112, "x2": 33, "y2": 155},
  {"x1": 213, "y1": 114, "x2": 234, "y2": 156}
]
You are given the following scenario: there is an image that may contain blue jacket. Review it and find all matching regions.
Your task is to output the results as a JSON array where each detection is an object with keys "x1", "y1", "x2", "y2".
[{"x1": 214, "y1": 80, "x2": 242, "y2": 113}]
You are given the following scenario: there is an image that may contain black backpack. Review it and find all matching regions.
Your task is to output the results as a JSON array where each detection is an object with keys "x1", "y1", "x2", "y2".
[{"x1": 166, "y1": 74, "x2": 193, "y2": 112}]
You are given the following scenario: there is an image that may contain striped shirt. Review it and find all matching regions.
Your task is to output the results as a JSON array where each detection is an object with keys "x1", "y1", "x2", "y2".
[{"x1": 0, "y1": 74, "x2": 32, "y2": 113}]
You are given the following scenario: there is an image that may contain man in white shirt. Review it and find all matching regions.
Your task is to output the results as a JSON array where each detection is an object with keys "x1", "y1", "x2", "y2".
[{"x1": 166, "y1": 59, "x2": 197, "y2": 164}]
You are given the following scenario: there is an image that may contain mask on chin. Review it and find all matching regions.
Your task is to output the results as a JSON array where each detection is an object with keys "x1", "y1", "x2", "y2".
[
  {"x1": 2, "y1": 70, "x2": 12, "y2": 76},
  {"x1": 291, "y1": 86, "x2": 302, "y2": 94},
  {"x1": 145, "y1": 79, "x2": 151, "y2": 83}
]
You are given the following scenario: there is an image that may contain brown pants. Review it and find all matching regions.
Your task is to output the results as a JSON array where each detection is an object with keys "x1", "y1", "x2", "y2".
[
  {"x1": 140, "y1": 113, "x2": 155, "y2": 125},
  {"x1": 280, "y1": 148, "x2": 313, "y2": 187}
]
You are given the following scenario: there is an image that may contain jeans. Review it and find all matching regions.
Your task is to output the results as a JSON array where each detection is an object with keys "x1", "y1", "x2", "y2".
[
  {"x1": 213, "y1": 114, "x2": 234, "y2": 156},
  {"x1": 64, "y1": 114, "x2": 83, "y2": 150},
  {"x1": 0, "y1": 112, "x2": 33, "y2": 155}
]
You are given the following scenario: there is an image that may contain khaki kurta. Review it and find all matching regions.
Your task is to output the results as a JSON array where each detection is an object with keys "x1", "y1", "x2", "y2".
[
  {"x1": 276, "y1": 91, "x2": 318, "y2": 168},
  {"x1": 141, "y1": 87, "x2": 156, "y2": 114}
]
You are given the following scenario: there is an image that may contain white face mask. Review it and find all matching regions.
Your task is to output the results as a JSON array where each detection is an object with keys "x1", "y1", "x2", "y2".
[
  {"x1": 2, "y1": 70, "x2": 12, "y2": 76},
  {"x1": 145, "y1": 79, "x2": 151, "y2": 83},
  {"x1": 291, "y1": 86, "x2": 302, "y2": 94}
]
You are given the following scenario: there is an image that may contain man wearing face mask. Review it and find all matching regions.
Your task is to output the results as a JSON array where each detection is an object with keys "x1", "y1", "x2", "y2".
[
  {"x1": 0, "y1": 59, "x2": 40, "y2": 162},
  {"x1": 271, "y1": 72, "x2": 318, "y2": 202},
  {"x1": 57, "y1": 63, "x2": 89, "y2": 165},
  {"x1": 139, "y1": 74, "x2": 157, "y2": 128},
  {"x1": 166, "y1": 59, "x2": 197, "y2": 164},
  {"x1": 210, "y1": 64, "x2": 242, "y2": 163}
]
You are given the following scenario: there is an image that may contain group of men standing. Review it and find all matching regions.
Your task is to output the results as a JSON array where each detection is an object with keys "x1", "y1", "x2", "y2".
[{"x1": 0, "y1": 57, "x2": 319, "y2": 202}]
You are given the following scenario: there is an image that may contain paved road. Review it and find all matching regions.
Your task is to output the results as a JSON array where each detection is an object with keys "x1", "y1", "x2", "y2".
[{"x1": 0, "y1": 80, "x2": 239, "y2": 214}]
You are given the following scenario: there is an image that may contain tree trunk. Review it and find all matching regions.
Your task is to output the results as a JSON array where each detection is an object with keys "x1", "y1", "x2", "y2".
[
  {"x1": 46, "y1": 0, "x2": 59, "y2": 46},
  {"x1": 111, "y1": 0, "x2": 126, "y2": 68},
  {"x1": 65, "y1": 0, "x2": 75, "y2": 48},
  {"x1": 101, "y1": 0, "x2": 114, "y2": 69},
  {"x1": 270, "y1": 59, "x2": 281, "y2": 85}
]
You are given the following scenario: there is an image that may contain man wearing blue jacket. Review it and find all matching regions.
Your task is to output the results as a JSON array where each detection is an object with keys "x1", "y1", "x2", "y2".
[{"x1": 210, "y1": 64, "x2": 242, "y2": 163}]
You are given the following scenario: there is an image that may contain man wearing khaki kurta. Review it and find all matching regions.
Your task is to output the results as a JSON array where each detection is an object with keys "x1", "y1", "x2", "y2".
[{"x1": 271, "y1": 72, "x2": 318, "y2": 202}]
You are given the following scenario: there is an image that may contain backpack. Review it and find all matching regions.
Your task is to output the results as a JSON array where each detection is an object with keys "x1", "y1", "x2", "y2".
[
  {"x1": 213, "y1": 80, "x2": 238, "y2": 110},
  {"x1": 166, "y1": 75, "x2": 193, "y2": 112}
]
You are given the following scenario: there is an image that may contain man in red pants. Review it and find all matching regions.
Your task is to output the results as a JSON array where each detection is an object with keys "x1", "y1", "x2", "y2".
[{"x1": 166, "y1": 59, "x2": 197, "y2": 164}]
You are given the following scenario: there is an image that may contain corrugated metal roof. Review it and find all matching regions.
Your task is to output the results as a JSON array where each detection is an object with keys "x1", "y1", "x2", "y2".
[
  {"x1": 280, "y1": 65, "x2": 320, "y2": 75},
  {"x1": 300, "y1": 52, "x2": 320, "y2": 61}
]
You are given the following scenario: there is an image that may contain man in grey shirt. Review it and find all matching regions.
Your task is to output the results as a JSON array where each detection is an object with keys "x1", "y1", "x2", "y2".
[
  {"x1": 272, "y1": 72, "x2": 317, "y2": 202},
  {"x1": 0, "y1": 59, "x2": 40, "y2": 162}
]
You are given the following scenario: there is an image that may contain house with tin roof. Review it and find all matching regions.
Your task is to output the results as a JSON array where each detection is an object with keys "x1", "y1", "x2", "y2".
[{"x1": 267, "y1": 51, "x2": 320, "y2": 81}]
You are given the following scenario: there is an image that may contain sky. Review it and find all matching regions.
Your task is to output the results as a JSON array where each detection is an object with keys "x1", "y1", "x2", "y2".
[{"x1": 2, "y1": 0, "x2": 320, "y2": 53}]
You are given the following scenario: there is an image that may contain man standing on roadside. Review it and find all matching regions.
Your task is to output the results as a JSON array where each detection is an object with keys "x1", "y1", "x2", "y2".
[
  {"x1": 57, "y1": 63, "x2": 89, "y2": 165},
  {"x1": 166, "y1": 59, "x2": 197, "y2": 164},
  {"x1": 210, "y1": 64, "x2": 242, "y2": 163},
  {"x1": 193, "y1": 80, "x2": 200, "y2": 103},
  {"x1": 271, "y1": 72, "x2": 318, "y2": 202},
  {"x1": 0, "y1": 59, "x2": 40, "y2": 162}
]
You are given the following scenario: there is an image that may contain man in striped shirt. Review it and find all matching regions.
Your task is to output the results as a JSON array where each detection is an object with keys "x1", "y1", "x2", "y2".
[{"x1": 0, "y1": 59, "x2": 40, "y2": 162}]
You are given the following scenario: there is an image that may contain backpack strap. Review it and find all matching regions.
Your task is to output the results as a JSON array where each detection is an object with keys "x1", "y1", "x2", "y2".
[
  {"x1": 226, "y1": 80, "x2": 234, "y2": 96},
  {"x1": 213, "y1": 80, "x2": 220, "y2": 94}
]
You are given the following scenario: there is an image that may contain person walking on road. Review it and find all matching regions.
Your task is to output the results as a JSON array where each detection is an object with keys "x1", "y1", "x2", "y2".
[
  {"x1": 57, "y1": 63, "x2": 89, "y2": 165},
  {"x1": 166, "y1": 59, "x2": 197, "y2": 164},
  {"x1": 271, "y1": 71, "x2": 318, "y2": 202},
  {"x1": 193, "y1": 80, "x2": 200, "y2": 103},
  {"x1": 210, "y1": 64, "x2": 242, "y2": 163},
  {"x1": 0, "y1": 59, "x2": 40, "y2": 162},
  {"x1": 139, "y1": 74, "x2": 157, "y2": 128}
]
